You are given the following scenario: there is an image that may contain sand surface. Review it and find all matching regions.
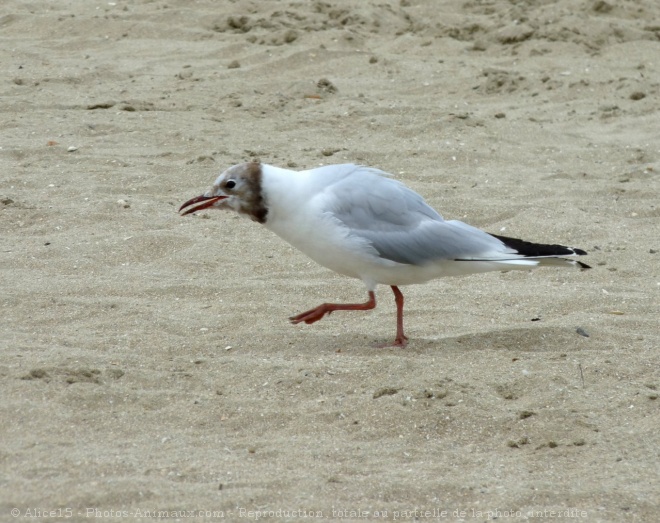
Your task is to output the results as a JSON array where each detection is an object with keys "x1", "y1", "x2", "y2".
[{"x1": 1, "y1": 1, "x2": 659, "y2": 521}]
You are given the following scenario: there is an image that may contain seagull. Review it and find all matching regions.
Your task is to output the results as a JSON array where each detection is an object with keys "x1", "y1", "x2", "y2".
[{"x1": 180, "y1": 162, "x2": 590, "y2": 347}]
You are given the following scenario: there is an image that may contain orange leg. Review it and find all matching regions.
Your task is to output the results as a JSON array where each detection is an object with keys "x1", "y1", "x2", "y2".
[
  {"x1": 390, "y1": 285, "x2": 409, "y2": 348},
  {"x1": 289, "y1": 291, "x2": 376, "y2": 325},
  {"x1": 290, "y1": 287, "x2": 409, "y2": 348}
]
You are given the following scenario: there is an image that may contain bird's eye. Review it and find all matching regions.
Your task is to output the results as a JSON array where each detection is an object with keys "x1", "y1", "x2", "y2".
[{"x1": 225, "y1": 180, "x2": 236, "y2": 189}]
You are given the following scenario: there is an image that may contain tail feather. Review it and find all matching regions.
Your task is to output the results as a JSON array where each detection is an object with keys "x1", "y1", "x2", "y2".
[
  {"x1": 533, "y1": 257, "x2": 591, "y2": 269},
  {"x1": 489, "y1": 233, "x2": 591, "y2": 270}
]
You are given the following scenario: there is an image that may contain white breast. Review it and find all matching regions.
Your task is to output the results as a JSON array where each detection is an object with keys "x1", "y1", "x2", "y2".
[{"x1": 259, "y1": 165, "x2": 394, "y2": 284}]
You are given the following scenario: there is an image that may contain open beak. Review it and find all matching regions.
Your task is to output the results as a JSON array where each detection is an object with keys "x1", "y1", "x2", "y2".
[{"x1": 179, "y1": 195, "x2": 227, "y2": 216}]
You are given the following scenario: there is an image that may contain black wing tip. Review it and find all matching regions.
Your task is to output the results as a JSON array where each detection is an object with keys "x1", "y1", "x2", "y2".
[
  {"x1": 490, "y1": 233, "x2": 589, "y2": 259},
  {"x1": 576, "y1": 260, "x2": 591, "y2": 270}
]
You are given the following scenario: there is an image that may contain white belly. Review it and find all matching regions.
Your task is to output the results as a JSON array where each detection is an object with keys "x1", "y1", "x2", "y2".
[
  {"x1": 265, "y1": 210, "x2": 482, "y2": 289},
  {"x1": 265, "y1": 211, "x2": 379, "y2": 280}
]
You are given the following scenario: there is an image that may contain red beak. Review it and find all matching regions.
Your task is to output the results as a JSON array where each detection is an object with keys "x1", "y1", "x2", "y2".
[{"x1": 179, "y1": 195, "x2": 227, "y2": 216}]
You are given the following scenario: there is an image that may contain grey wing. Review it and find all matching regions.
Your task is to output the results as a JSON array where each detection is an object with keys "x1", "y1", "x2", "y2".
[{"x1": 326, "y1": 169, "x2": 510, "y2": 265}]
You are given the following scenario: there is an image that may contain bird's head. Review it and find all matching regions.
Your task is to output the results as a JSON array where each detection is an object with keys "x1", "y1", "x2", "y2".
[{"x1": 179, "y1": 162, "x2": 268, "y2": 223}]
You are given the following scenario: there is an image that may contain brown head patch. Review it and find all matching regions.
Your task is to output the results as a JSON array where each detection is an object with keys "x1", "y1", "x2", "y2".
[{"x1": 227, "y1": 162, "x2": 268, "y2": 224}]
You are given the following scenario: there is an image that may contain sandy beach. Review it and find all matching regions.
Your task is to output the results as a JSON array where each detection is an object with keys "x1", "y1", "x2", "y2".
[{"x1": 1, "y1": 1, "x2": 659, "y2": 521}]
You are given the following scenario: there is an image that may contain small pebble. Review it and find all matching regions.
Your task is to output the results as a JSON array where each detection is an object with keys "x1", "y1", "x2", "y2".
[
  {"x1": 317, "y1": 78, "x2": 337, "y2": 93},
  {"x1": 283, "y1": 29, "x2": 298, "y2": 43},
  {"x1": 576, "y1": 327, "x2": 590, "y2": 338},
  {"x1": 473, "y1": 40, "x2": 489, "y2": 51},
  {"x1": 116, "y1": 199, "x2": 130, "y2": 208},
  {"x1": 373, "y1": 387, "x2": 399, "y2": 399},
  {"x1": 67, "y1": 146, "x2": 78, "y2": 152},
  {"x1": 227, "y1": 60, "x2": 240, "y2": 69}
]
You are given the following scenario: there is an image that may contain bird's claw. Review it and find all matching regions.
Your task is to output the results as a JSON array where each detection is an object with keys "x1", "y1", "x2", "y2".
[
  {"x1": 375, "y1": 335, "x2": 409, "y2": 349},
  {"x1": 289, "y1": 307, "x2": 331, "y2": 325}
]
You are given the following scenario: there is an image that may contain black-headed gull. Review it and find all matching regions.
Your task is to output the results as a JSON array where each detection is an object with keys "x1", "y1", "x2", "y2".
[{"x1": 180, "y1": 162, "x2": 589, "y2": 347}]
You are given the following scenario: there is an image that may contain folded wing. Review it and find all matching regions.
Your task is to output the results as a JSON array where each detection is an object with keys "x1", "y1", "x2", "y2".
[{"x1": 323, "y1": 166, "x2": 588, "y2": 268}]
